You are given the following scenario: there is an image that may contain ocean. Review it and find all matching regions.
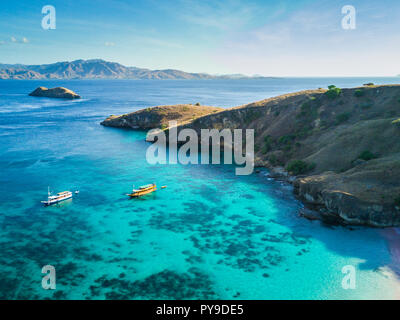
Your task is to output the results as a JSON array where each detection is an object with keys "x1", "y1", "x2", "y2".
[{"x1": 0, "y1": 78, "x2": 400, "y2": 299}]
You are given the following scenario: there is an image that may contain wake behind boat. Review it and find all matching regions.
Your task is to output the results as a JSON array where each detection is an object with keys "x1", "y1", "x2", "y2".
[{"x1": 41, "y1": 187, "x2": 73, "y2": 206}]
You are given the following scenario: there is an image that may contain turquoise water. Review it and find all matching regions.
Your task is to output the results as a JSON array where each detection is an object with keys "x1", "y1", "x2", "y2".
[{"x1": 1, "y1": 78, "x2": 400, "y2": 300}]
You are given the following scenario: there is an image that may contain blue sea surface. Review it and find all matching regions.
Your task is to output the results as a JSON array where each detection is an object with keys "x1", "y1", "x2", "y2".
[{"x1": 0, "y1": 78, "x2": 399, "y2": 299}]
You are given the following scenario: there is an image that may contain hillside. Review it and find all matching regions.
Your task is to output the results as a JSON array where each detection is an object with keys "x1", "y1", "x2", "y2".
[
  {"x1": 0, "y1": 59, "x2": 268, "y2": 80},
  {"x1": 102, "y1": 84, "x2": 400, "y2": 227},
  {"x1": 172, "y1": 84, "x2": 400, "y2": 227}
]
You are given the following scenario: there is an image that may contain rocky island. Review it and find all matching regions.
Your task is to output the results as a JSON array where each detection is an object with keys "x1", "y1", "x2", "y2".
[
  {"x1": 102, "y1": 84, "x2": 400, "y2": 227},
  {"x1": 29, "y1": 87, "x2": 81, "y2": 99}
]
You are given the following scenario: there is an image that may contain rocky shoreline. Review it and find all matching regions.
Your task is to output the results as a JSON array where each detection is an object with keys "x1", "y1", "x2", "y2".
[
  {"x1": 264, "y1": 165, "x2": 398, "y2": 227},
  {"x1": 102, "y1": 84, "x2": 400, "y2": 227}
]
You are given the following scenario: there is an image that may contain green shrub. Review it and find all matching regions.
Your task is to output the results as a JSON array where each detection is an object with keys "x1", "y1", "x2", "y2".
[
  {"x1": 264, "y1": 135, "x2": 272, "y2": 143},
  {"x1": 262, "y1": 135, "x2": 274, "y2": 153},
  {"x1": 278, "y1": 135, "x2": 296, "y2": 145},
  {"x1": 336, "y1": 112, "x2": 351, "y2": 124},
  {"x1": 358, "y1": 150, "x2": 377, "y2": 161},
  {"x1": 325, "y1": 85, "x2": 342, "y2": 99},
  {"x1": 301, "y1": 102, "x2": 311, "y2": 112},
  {"x1": 261, "y1": 146, "x2": 269, "y2": 154},
  {"x1": 268, "y1": 154, "x2": 278, "y2": 166},
  {"x1": 160, "y1": 123, "x2": 168, "y2": 130},
  {"x1": 360, "y1": 102, "x2": 373, "y2": 109},
  {"x1": 244, "y1": 110, "x2": 261, "y2": 124},
  {"x1": 363, "y1": 83, "x2": 374, "y2": 86},
  {"x1": 283, "y1": 145, "x2": 292, "y2": 152},
  {"x1": 296, "y1": 125, "x2": 313, "y2": 138},
  {"x1": 297, "y1": 100, "x2": 319, "y2": 120},
  {"x1": 194, "y1": 102, "x2": 201, "y2": 106},
  {"x1": 392, "y1": 118, "x2": 400, "y2": 128},
  {"x1": 354, "y1": 89, "x2": 365, "y2": 97},
  {"x1": 395, "y1": 196, "x2": 400, "y2": 207},
  {"x1": 286, "y1": 160, "x2": 316, "y2": 175}
]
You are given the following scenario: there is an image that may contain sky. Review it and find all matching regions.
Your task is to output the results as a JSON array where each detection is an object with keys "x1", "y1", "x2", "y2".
[{"x1": 0, "y1": 0, "x2": 399, "y2": 76}]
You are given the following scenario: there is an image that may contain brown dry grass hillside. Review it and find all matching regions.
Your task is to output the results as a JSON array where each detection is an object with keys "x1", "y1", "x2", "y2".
[{"x1": 101, "y1": 104, "x2": 223, "y2": 130}]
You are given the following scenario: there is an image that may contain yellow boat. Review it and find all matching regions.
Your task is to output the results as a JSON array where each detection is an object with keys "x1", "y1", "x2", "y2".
[{"x1": 128, "y1": 184, "x2": 157, "y2": 197}]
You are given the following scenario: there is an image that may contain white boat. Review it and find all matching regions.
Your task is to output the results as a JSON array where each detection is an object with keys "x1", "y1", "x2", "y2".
[{"x1": 41, "y1": 187, "x2": 73, "y2": 206}]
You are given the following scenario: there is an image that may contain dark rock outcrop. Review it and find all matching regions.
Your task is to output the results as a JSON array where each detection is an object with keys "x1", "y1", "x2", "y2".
[
  {"x1": 29, "y1": 87, "x2": 81, "y2": 99},
  {"x1": 293, "y1": 171, "x2": 400, "y2": 227}
]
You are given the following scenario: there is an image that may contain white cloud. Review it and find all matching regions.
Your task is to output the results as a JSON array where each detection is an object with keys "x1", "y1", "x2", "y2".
[
  {"x1": 9, "y1": 36, "x2": 29, "y2": 44},
  {"x1": 105, "y1": 41, "x2": 115, "y2": 46}
]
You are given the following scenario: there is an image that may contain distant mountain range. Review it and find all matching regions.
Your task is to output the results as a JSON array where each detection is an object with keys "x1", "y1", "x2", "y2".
[{"x1": 0, "y1": 59, "x2": 270, "y2": 80}]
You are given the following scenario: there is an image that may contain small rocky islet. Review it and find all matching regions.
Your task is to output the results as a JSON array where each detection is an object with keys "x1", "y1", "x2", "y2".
[
  {"x1": 29, "y1": 86, "x2": 81, "y2": 99},
  {"x1": 102, "y1": 84, "x2": 400, "y2": 228}
]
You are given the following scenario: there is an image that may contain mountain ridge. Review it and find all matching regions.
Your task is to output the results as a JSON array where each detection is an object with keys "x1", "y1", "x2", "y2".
[{"x1": 0, "y1": 59, "x2": 272, "y2": 80}]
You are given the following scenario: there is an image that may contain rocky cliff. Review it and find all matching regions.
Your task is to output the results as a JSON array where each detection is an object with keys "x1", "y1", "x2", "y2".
[
  {"x1": 102, "y1": 84, "x2": 400, "y2": 227},
  {"x1": 29, "y1": 87, "x2": 81, "y2": 99}
]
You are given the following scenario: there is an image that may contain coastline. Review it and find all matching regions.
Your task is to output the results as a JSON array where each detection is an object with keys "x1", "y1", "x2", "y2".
[
  {"x1": 102, "y1": 84, "x2": 400, "y2": 228},
  {"x1": 1, "y1": 78, "x2": 399, "y2": 299}
]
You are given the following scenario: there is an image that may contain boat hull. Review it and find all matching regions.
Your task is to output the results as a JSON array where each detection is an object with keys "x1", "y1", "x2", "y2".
[
  {"x1": 41, "y1": 194, "x2": 73, "y2": 206},
  {"x1": 128, "y1": 185, "x2": 157, "y2": 197}
]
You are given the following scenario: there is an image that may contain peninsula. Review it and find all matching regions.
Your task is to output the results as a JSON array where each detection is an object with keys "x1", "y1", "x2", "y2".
[
  {"x1": 102, "y1": 104, "x2": 223, "y2": 130},
  {"x1": 102, "y1": 84, "x2": 400, "y2": 227}
]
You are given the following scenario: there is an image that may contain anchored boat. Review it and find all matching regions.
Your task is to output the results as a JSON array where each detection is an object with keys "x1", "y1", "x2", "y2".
[
  {"x1": 127, "y1": 184, "x2": 157, "y2": 197},
  {"x1": 41, "y1": 187, "x2": 73, "y2": 206}
]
